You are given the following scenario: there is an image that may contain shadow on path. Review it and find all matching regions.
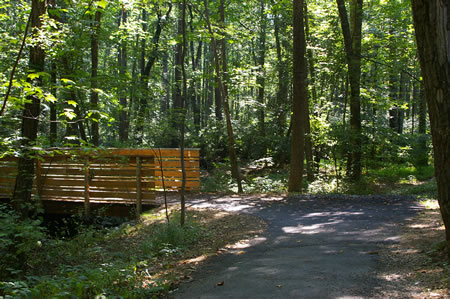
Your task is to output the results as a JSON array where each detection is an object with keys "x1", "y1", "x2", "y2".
[{"x1": 175, "y1": 194, "x2": 422, "y2": 298}]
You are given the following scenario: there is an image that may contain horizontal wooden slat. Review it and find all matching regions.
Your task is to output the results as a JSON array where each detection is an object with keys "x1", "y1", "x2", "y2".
[
  {"x1": 40, "y1": 196, "x2": 155, "y2": 204},
  {"x1": 0, "y1": 177, "x2": 16, "y2": 184},
  {"x1": 0, "y1": 148, "x2": 200, "y2": 206},
  {"x1": 154, "y1": 149, "x2": 200, "y2": 158},
  {"x1": 154, "y1": 161, "x2": 199, "y2": 168},
  {"x1": 155, "y1": 180, "x2": 200, "y2": 188},
  {"x1": 41, "y1": 189, "x2": 154, "y2": 200},
  {"x1": 154, "y1": 170, "x2": 200, "y2": 178},
  {"x1": 0, "y1": 157, "x2": 18, "y2": 162},
  {"x1": 0, "y1": 166, "x2": 18, "y2": 172}
]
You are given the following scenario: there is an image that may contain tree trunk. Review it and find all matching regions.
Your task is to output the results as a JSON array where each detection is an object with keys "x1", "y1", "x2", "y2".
[
  {"x1": 136, "y1": 5, "x2": 172, "y2": 143},
  {"x1": 204, "y1": 0, "x2": 243, "y2": 193},
  {"x1": 411, "y1": 0, "x2": 450, "y2": 259},
  {"x1": 90, "y1": 10, "x2": 101, "y2": 146},
  {"x1": 118, "y1": 10, "x2": 128, "y2": 143},
  {"x1": 12, "y1": 0, "x2": 47, "y2": 218},
  {"x1": 336, "y1": 0, "x2": 363, "y2": 181},
  {"x1": 50, "y1": 62, "x2": 57, "y2": 145},
  {"x1": 274, "y1": 11, "x2": 289, "y2": 137},
  {"x1": 304, "y1": 0, "x2": 315, "y2": 181},
  {"x1": 288, "y1": 0, "x2": 308, "y2": 193},
  {"x1": 179, "y1": 0, "x2": 188, "y2": 226},
  {"x1": 256, "y1": 0, "x2": 266, "y2": 156}
]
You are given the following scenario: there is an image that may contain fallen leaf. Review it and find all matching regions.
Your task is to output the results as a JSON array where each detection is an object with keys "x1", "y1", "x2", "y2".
[
  {"x1": 276, "y1": 284, "x2": 283, "y2": 288},
  {"x1": 237, "y1": 251, "x2": 245, "y2": 255},
  {"x1": 216, "y1": 281, "x2": 224, "y2": 286}
]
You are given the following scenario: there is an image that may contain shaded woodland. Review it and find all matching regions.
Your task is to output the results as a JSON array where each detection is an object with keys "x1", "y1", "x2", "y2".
[{"x1": 0, "y1": 0, "x2": 449, "y2": 295}]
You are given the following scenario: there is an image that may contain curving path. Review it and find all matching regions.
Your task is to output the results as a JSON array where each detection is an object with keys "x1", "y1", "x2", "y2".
[{"x1": 174, "y1": 194, "x2": 422, "y2": 298}]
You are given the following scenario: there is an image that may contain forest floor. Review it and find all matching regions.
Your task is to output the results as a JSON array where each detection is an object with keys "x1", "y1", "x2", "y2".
[
  {"x1": 158, "y1": 192, "x2": 448, "y2": 298},
  {"x1": 375, "y1": 200, "x2": 449, "y2": 298}
]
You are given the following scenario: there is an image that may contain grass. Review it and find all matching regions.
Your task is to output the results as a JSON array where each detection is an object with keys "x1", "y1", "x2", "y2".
[
  {"x1": 0, "y1": 207, "x2": 266, "y2": 298},
  {"x1": 200, "y1": 159, "x2": 436, "y2": 196}
]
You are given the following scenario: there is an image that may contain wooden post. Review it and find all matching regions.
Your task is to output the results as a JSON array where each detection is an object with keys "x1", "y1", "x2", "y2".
[
  {"x1": 84, "y1": 157, "x2": 90, "y2": 217},
  {"x1": 136, "y1": 156, "x2": 142, "y2": 218},
  {"x1": 35, "y1": 159, "x2": 42, "y2": 198}
]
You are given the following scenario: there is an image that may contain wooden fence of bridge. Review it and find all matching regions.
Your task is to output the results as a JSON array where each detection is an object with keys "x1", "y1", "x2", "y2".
[{"x1": 0, "y1": 148, "x2": 200, "y2": 217}]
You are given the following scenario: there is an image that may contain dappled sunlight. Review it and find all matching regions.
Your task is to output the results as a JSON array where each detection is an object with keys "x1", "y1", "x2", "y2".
[
  {"x1": 302, "y1": 211, "x2": 364, "y2": 218},
  {"x1": 282, "y1": 221, "x2": 341, "y2": 235}
]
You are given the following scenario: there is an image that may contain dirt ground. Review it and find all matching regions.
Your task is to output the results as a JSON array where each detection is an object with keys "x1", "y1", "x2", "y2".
[{"x1": 376, "y1": 203, "x2": 449, "y2": 298}]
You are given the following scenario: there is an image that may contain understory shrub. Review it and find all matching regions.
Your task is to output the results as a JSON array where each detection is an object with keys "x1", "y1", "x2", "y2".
[{"x1": 0, "y1": 204, "x2": 46, "y2": 279}]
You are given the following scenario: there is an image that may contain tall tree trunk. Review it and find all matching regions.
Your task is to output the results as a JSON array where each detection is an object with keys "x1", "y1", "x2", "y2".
[
  {"x1": 12, "y1": 0, "x2": 47, "y2": 218},
  {"x1": 118, "y1": 10, "x2": 128, "y2": 143},
  {"x1": 90, "y1": 10, "x2": 101, "y2": 146},
  {"x1": 204, "y1": 0, "x2": 243, "y2": 193},
  {"x1": 288, "y1": 0, "x2": 308, "y2": 192},
  {"x1": 179, "y1": 0, "x2": 188, "y2": 226},
  {"x1": 304, "y1": 0, "x2": 314, "y2": 181},
  {"x1": 50, "y1": 62, "x2": 57, "y2": 145},
  {"x1": 136, "y1": 5, "x2": 172, "y2": 143},
  {"x1": 188, "y1": 6, "x2": 202, "y2": 133},
  {"x1": 256, "y1": 0, "x2": 266, "y2": 157},
  {"x1": 411, "y1": 0, "x2": 450, "y2": 258},
  {"x1": 274, "y1": 11, "x2": 288, "y2": 136},
  {"x1": 171, "y1": 6, "x2": 184, "y2": 148},
  {"x1": 336, "y1": 0, "x2": 363, "y2": 181}
]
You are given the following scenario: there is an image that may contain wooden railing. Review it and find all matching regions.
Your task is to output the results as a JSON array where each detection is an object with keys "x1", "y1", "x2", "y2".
[{"x1": 0, "y1": 148, "x2": 200, "y2": 216}]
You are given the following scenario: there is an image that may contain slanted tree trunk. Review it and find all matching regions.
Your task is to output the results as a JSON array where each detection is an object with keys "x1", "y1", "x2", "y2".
[
  {"x1": 336, "y1": 0, "x2": 363, "y2": 181},
  {"x1": 411, "y1": 0, "x2": 450, "y2": 259},
  {"x1": 288, "y1": 0, "x2": 308, "y2": 192},
  {"x1": 12, "y1": 0, "x2": 47, "y2": 218},
  {"x1": 135, "y1": 5, "x2": 172, "y2": 143},
  {"x1": 204, "y1": 0, "x2": 243, "y2": 193}
]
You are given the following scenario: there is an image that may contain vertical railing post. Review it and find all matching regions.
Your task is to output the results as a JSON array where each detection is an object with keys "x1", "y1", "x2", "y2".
[
  {"x1": 35, "y1": 158, "x2": 42, "y2": 199},
  {"x1": 84, "y1": 157, "x2": 90, "y2": 217},
  {"x1": 136, "y1": 156, "x2": 142, "y2": 218}
]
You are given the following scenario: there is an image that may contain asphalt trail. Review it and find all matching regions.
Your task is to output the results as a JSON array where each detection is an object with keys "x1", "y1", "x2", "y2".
[{"x1": 174, "y1": 194, "x2": 422, "y2": 299}]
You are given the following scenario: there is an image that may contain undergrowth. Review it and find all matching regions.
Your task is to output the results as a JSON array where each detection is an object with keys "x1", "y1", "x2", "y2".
[
  {"x1": 0, "y1": 209, "x2": 206, "y2": 298},
  {"x1": 201, "y1": 160, "x2": 435, "y2": 195}
]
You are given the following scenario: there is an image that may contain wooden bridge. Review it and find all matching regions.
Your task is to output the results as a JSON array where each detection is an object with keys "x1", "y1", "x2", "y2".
[{"x1": 0, "y1": 148, "x2": 200, "y2": 217}]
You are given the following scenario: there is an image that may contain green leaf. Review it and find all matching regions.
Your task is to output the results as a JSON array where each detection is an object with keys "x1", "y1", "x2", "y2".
[
  {"x1": 97, "y1": 0, "x2": 108, "y2": 9},
  {"x1": 67, "y1": 100, "x2": 77, "y2": 107}
]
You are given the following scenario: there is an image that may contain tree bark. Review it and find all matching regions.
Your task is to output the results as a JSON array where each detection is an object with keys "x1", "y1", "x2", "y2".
[
  {"x1": 204, "y1": 0, "x2": 243, "y2": 193},
  {"x1": 274, "y1": 11, "x2": 289, "y2": 137},
  {"x1": 12, "y1": 0, "x2": 47, "y2": 218},
  {"x1": 90, "y1": 9, "x2": 101, "y2": 146},
  {"x1": 304, "y1": 0, "x2": 315, "y2": 181},
  {"x1": 411, "y1": 0, "x2": 450, "y2": 258},
  {"x1": 336, "y1": 0, "x2": 363, "y2": 181},
  {"x1": 118, "y1": 9, "x2": 128, "y2": 143},
  {"x1": 256, "y1": 0, "x2": 267, "y2": 156},
  {"x1": 288, "y1": 0, "x2": 308, "y2": 193},
  {"x1": 135, "y1": 5, "x2": 172, "y2": 143}
]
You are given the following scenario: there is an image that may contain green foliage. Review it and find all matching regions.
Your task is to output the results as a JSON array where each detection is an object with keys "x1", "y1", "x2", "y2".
[
  {"x1": 0, "y1": 210, "x2": 207, "y2": 298},
  {"x1": 0, "y1": 205, "x2": 46, "y2": 279},
  {"x1": 142, "y1": 214, "x2": 204, "y2": 256},
  {"x1": 369, "y1": 164, "x2": 434, "y2": 184}
]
